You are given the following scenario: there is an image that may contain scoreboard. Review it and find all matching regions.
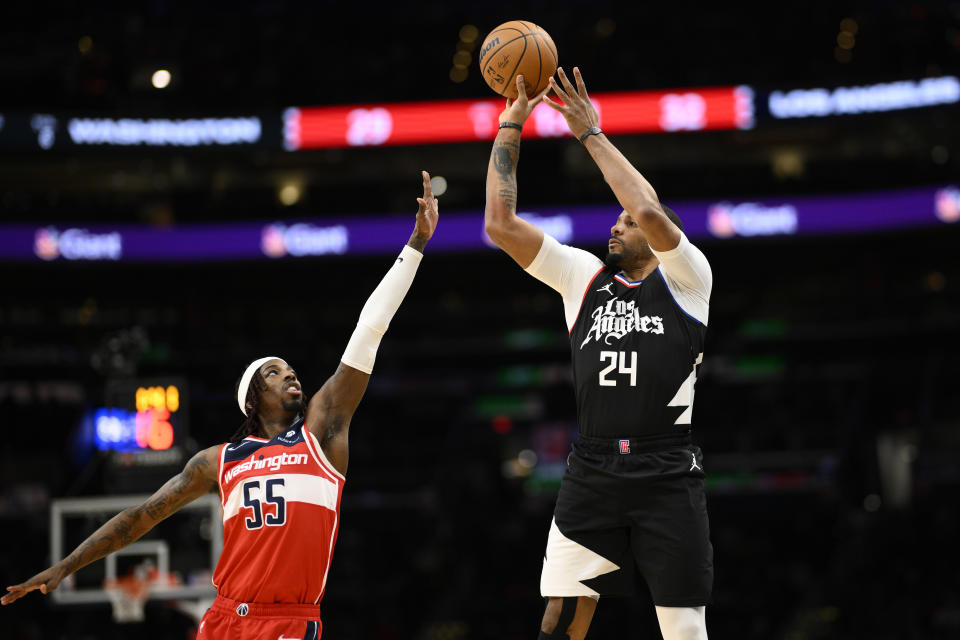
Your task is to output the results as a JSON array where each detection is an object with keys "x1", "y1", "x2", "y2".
[
  {"x1": 88, "y1": 377, "x2": 191, "y2": 492},
  {"x1": 94, "y1": 377, "x2": 188, "y2": 454}
]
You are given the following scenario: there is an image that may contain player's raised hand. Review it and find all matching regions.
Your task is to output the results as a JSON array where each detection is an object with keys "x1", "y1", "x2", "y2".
[
  {"x1": 409, "y1": 170, "x2": 438, "y2": 249},
  {"x1": 545, "y1": 67, "x2": 600, "y2": 140},
  {"x1": 2, "y1": 564, "x2": 66, "y2": 605},
  {"x1": 499, "y1": 75, "x2": 550, "y2": 128}
]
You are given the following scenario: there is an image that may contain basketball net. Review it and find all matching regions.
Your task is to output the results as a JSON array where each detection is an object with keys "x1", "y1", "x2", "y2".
[
  {"x1": 103, "y1": 562, "x2": 176, "y2": 623},
  {"x1": 103, "y1": 573, "x2": 150, "y2": 623}
]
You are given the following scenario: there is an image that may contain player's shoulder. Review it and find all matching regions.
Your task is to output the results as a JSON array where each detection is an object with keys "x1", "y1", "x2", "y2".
[
  {"x1": 536, "y1": 234, "x2": 603, "y2": 269},
  {"x1": 195, "y1": 443, "x2": 225, "y2": 464}
]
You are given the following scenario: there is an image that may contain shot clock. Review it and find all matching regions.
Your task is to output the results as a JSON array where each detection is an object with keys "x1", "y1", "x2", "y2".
[
  {"x1": 94, "y1": 377, "x2": 188, "y2": 454},
  {"x1": 86, "y1": 377, "x2": 191, "y2": 492}
]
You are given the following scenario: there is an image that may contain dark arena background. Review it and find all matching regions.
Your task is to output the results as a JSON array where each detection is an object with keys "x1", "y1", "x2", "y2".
[{"x1": 2, "y1": 1, "x2": 959, "y2": 638}]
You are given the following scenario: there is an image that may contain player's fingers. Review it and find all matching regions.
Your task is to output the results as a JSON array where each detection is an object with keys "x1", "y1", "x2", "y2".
[
  {"x1": 514, "y1": 75, "x2": 528, "y2": 105},
  {"x1": 422, "y1": 172, "x2": 433, "y2": 197},
  {"x1": 557, "y1": 67, "x2": 578, "y2": 98},
  {"x1": 573, "y1": 67, "x2": 589, "y2": 98},
  {"x1": 541, "y1": 94, "x2": 564, "y2": 112},
  {"x1": 528, "y1": 85, "x2": 550, "y2": 109},
  {"x1": 548, "y1": 77, "x2": 569, "y2": 102}
]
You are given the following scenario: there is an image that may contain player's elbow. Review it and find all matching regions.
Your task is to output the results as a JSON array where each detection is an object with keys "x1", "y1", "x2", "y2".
[
  {"x1": 631, "y1": 203, "x2": 663, "y2": 224},
  {"x1": 483, "y1": 211, "x2": 512, "y2": 248},
  {"x1": 626, "y1": 204, "x2": 668, "y2": 231}
]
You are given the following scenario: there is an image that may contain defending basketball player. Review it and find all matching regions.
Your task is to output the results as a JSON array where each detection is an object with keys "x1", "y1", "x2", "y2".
[
  {"x1": 2, "y1": 171, "x2": 440, "y2": 639},
  {"x1": 484, "y1": 71, "x2": 713, "y2": 640}
]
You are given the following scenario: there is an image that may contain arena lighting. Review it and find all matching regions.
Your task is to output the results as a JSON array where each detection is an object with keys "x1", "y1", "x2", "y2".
[
  {"x1": 2, "y1": 184, "x2": 955, "y2": 263},
  {"x1": 277, "y1": 181, "x2": 303, "y2": 206},
  {"x1": 768, "y1": 76, "x2": 960, "y2": 119},
  {"x1": 283, "y1": 85, "x2": 754, "y2": 149},
  {"x1": 151, "y1": 69, "x2": 172, "y2": 89},
  {"x1": 429, "y1": 175, "x2": 448, "y2": 197}
]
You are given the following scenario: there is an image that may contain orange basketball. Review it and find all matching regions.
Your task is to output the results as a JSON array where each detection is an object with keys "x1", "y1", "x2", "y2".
[{"x1": 478, "y1": 20, "x2": 558, "y2": 99}]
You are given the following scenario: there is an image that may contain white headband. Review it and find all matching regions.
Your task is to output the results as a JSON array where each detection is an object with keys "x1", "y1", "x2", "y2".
[{"x1": 237, "y1": 356, "x2": 283, "y2": 416}]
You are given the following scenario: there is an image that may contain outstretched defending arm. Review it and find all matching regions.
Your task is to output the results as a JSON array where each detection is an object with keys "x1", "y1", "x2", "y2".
[
  {"x1": 2, "y1": 446, "x2": 220, "y2": 606},
  {"x1": 305, "y1": 170, "x2": 438, "y2": 476},
  {"x1": 544, "y1": 67, "x2": 682, "y2": 252},
  {"x1": 484, "y1": 75, "x2": 551, "y2": 268}
]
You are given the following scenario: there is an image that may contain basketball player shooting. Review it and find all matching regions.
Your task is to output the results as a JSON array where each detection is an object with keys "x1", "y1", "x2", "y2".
[
  {"x1": 2, "y1": 171, "x2": 440, "y2": 640},
  {"x1": 485, "y1": 70, "x2": 714, "y2": 640}
]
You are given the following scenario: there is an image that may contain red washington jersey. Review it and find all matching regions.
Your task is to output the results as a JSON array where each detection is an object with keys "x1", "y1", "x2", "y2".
[{"x1": 213, "y1": 419, "x2": 344, "y2": 604}]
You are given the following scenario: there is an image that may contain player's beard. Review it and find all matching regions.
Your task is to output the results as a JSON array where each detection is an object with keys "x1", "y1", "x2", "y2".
[
  {"x1": 604, "y1": 250, "x2": 624, "y2": 269},
  {"x1": 605, "y1": 241, "x2": 653, "y2": 271},
  {"x1": 282, "y1": 395, "x2": 305, "y2": 414}
]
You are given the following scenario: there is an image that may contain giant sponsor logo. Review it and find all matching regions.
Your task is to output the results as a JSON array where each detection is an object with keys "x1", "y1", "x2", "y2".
[
  {"x1": 261, "y1": 223, "x2": 349, "y2": 258},
  {"x1": 34, "y1": 227, "x2": 122, "y2": 261},
  {"x1": 224, "y1": 451, "x2": 309, "y2": 484},
  {"x1": 707, "y1": 202, "x2": 798, "y2": 238},
  {"x1": 581, "y1": 297, "x2": 664, "y2": 348}
]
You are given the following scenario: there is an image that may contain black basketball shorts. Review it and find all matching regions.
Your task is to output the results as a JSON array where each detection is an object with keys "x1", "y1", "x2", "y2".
[{"x1": 540, "y1": 435, "x2": 713, "y2": 607}]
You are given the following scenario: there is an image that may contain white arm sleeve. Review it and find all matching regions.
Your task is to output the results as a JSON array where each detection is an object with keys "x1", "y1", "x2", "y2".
[
  {"x1": 341, "y1": 244, "x2": 423, "y2": 374},
  {"x1": 649, "y1": 232, "x2": 712, "y2": 325},
  {"x1": 524, "y1": 234, "x2": 605, "y2": 331}
]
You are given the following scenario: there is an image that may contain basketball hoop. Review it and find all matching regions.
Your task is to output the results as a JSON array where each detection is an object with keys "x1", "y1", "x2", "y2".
[
  {"x1": 103, "y1": 560, "x2": 181, "y2": 623},
  {"x1": 103, "y1": 572, "x2": 151, "y2": 623}
]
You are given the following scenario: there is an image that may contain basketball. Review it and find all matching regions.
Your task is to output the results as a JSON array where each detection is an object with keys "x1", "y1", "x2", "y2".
[{"x1": 478, "y1": 20, "x2": 558, "y2": 99}]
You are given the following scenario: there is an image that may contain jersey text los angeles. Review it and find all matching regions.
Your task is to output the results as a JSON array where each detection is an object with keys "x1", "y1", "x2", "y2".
[{"x1": 569, "y1": 267, "x2": 706, "y2": 439}]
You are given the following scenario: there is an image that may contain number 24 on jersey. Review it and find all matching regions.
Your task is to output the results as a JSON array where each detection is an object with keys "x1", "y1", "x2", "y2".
[{"x1": 599, "y1": 351, "x2": 637, "y2": 387}]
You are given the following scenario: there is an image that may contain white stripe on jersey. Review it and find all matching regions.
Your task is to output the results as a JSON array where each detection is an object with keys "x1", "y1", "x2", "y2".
[
  {"x1": 302, "y1": 425, "x2": 346, "y2": 481},
  {"x1": 222, "y1": 472, "x2": 339, "y2": 522}
]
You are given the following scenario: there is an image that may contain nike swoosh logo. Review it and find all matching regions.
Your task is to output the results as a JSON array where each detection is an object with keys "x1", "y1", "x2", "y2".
[
  {"x1": 396, "y1": 257, "x2": 404, "y2": 263},
  {"x1": 278, "y1": 636, "x2": 299, "y2": 640}
]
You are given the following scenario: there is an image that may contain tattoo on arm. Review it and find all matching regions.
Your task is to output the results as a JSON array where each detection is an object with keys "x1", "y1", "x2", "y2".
[
  {"x1": 407, "y1": 235, "x2": 428, "y2": 252},
  {"x1": 492, "y1": 141, "x2": 520, "y2": 211},
  {"x1": 61, "y1": 507, "x2": 141, "y2": 574},
  {"x1": 144, "y1": 453, "x2": 216, "y2": 521},
  {"x1": 493, "y1": 141, "x2": 519, "y2": 176},
  {"x1": 56, "y1": 451, "x2": 215, "y2": 577}
]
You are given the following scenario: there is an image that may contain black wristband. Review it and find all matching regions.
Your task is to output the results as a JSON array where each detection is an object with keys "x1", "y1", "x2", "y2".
[
  {"x1": 498, "y1": 121, "x2": 523, "y2": 131},
  {"x1": 578, "y1": 126, "x2": 603, "y2": 143}
]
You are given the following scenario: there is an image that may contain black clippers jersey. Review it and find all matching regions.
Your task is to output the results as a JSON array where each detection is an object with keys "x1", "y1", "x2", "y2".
[{"x1": 569, "y1": 267, "x2": 707, "y2": 439}]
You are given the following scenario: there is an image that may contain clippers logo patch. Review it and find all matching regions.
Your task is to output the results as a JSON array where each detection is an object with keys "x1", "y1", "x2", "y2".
[{"x1": 619, "y1": 440, "x2": 630, "y2": 454}]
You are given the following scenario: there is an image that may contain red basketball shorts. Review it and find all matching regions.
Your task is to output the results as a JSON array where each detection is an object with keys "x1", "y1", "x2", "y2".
[{"x1": 197, "y1": 595, "x2": 322, "y2": 640}]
